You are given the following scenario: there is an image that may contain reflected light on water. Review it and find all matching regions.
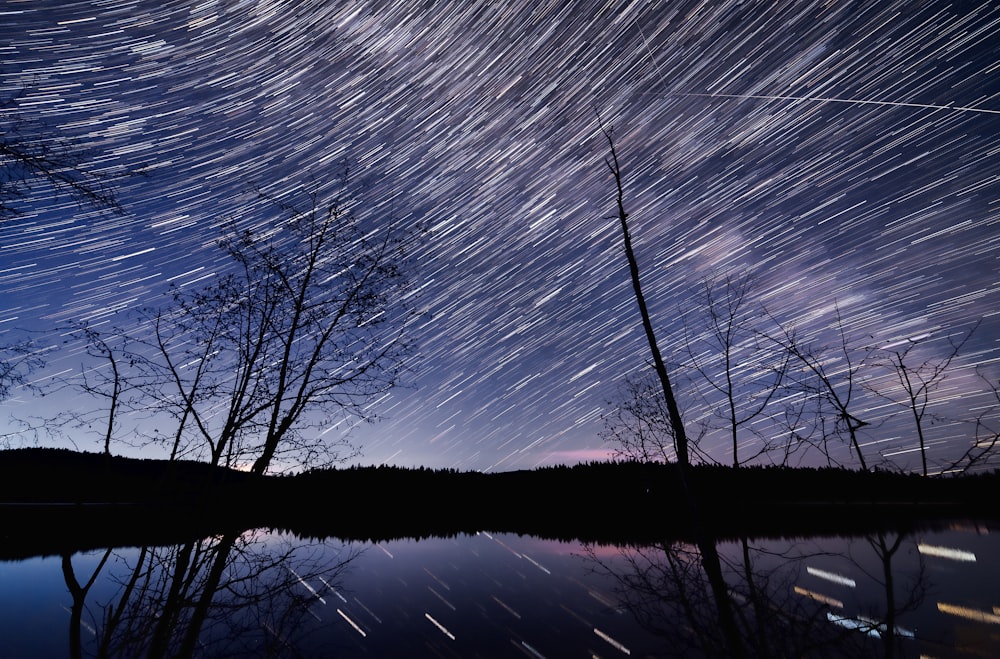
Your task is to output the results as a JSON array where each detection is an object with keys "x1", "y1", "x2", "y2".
[
  {"x1": 826, "y1": 613, "x2": 915, "y2": 639},
  {"x1": 523, "y1": 553, "x2": 551, "y2": 574},
  {"x1": 5, "y1": 526, "x2": 1000, "y2": 656},
  {"x1": 917, "y1": 543, "x2": 977, "y2": 561},
  {"x1": 806, "y1": 566, "x2": 857, "y2": 588},
  {"x1": 492, "y1": 595, "x2": 522, "y2": 619},
  {"x1": 288, "y1": 565, "x2": 326, "y2": 603},
  {"x1": 594, "y1": 627, "x2": 631, "y2": 655},
  {"x1": 794, "y1": 585, "x2": 844, "y2": 608},
  {"x1": 936, "y1": 602, "x2": 1000, "y2": 624}
]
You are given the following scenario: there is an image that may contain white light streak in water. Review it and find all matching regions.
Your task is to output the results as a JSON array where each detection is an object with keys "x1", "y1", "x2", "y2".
[
  {"x1": 594, "y1": 627, "x2": 631, "y2": 655},
  {"x1": 287, "y1": 566, "x2": 326, "y2": 604},
  {"x1": 806, "y1": 566, "x2": 857, "y2": 588},
  {"x1": 522, "y1": 553, "x2": 551, "y2": 575},
  {"x1": 826, "y1": 613, "x2": 916, "y2": 639},
  {"x1": 917, "y1": 543, "x2": 977, "y2": 562},
  {"x1": 520, "y1": 641, "x2": 547, "y2": 658},
  {"x1": 492, "y1": 595, "x2": 522, "y2": 619}
]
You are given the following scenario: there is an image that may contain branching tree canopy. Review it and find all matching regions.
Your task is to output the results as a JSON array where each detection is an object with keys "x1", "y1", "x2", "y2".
[
  {"x1": 683, "y1": 274, "x2": 789, "y2": 467},
  {"x1": 1, "y1": 82, "x2": 138, "y2": 413},
  {"x1": 604, "y1": 374, "x2": 684, "y2": 464},
  {"x1": 1, "y1": 83, "x2": 131, "y2": 220},
  {"x1": 0, "y1": 338, "x2": 45, "y2": 405},
  {"x1": 868, "y1": 323, "x2": 978, "y2": 476},
  {"x1": 762, "y1": 306, "x2": 875, "y2": 471},
  {"x1": 121, "y1": 179, "x2": 421, "y2": 474}
]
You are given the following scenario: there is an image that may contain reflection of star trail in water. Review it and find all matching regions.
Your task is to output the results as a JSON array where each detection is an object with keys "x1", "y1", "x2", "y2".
[
  {"x1": 3, "y1": 527, "x2": 996, "y2": 656},
  {"x1": 1, "y1": 0, "x2": 998, "y2": 472}
]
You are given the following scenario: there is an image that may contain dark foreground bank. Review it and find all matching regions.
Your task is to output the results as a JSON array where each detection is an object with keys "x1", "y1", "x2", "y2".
[{"x1": 2, "y1": 448, "x2": 998, "y2": 559}]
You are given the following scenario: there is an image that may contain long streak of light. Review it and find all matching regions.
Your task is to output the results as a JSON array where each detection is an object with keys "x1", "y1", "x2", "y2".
[
  {"x1": 288, "y1": 567, "x2": 326, "y2": 604},
  {"x1": 492, "y1": 595, "x2": 522, "y2": 619},
  {"x1": 520, "y1": 641, "x2": 546, "y2": 658},
  {"x1": 807, "y1": 566, "x2": 857, "y2": 587},
  {"x1": 677, "y1": 92, "x2": 1000, "y2": 115},
  {"x1": 522, "y1": 553, "x2": 551, "y2": 575},
  {"x1": 918, "y1": 544, "x2": 977, "y2": 562},
  {"x1": 354, "y1": 596, "x2": 383, "y2": 624},
  {"x1": 425, "y1": 612, "x2": 456, "y2": 640},
  {"x1": 937, "y1": 602, "x2": 1000, "y2": 624},
  {"x1": 594, "y1": 627, "x2": 631, "y2": 655},
  {"x1": 794, "y1": 585, "x2": 844, "y2": 608},
  {"x1": 637, "y1": 18, "x2": 999, "y2": 116},
  {"x1": 826, "y1": 613, "x2": 915, "y2": 639},
  {"x1": 337, "y1": 608, "x2": 367, "y2": 637}
]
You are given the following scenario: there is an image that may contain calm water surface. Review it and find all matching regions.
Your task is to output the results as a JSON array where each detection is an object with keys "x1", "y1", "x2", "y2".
[{"x1": 1, "y1": 522, "x2": 997, "y2": 657}]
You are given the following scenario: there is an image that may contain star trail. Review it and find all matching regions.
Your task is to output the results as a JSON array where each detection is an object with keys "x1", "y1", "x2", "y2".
[{"x1": 1, "y1": 0, "x2": 998, "y2": 473}]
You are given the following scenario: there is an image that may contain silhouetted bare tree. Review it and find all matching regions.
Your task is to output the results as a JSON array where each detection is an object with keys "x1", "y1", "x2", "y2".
[
  {"x1": 946, "y1": 370, "x2": 1000, "y2": 474},
  {"x1": 120, "y1": 175, "x2": 420, "y2": 473},
  {"x1": 683, "y1": 274, "x2": 789, "y2": 467},
  {"x1": 0, "y1": 336, "x2": 45, "y2": 405},
  {"x1": 60, "y1": 323, "x2": 132, "y2": 457},
  {"x1": 1, "y1": 82, "x2": 138, "y2": 433},
  {"x1": 868, "y1": 323, "x2": 978, "y2": 476},
  {"x1": 62, "y1": 531, "x2": 356, "y2": 658},
  {"x1": 1, "y1": 82, "x2": 130, "y2": 221},
  {"x1": 61, "y1": 548, "x2": 113, "y2": 659},
  {"x1": 601, "y1": 122, "x2": 690, "y2": 468},
  {"x1": 602, "y1": 373, "x2": 700, "y2": 463},
  {"x1": 764, "y1": 305, "x2": 875, "y2": 471}
]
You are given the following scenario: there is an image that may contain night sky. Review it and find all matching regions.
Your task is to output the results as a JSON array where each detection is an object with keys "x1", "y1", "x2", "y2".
[{"x1": 2, "y1": 0, "x2": 998, "y2": 473}]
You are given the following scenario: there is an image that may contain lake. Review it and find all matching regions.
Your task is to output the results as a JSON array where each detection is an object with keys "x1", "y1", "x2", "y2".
[{"x1": 1, "y1": 522, "x2": 997, "y2": 657}]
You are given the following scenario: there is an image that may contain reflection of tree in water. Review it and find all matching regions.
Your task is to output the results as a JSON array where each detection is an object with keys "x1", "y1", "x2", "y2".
[
  {"x1": 62, "y1": 530, "x2": 358, "y2": 658},
  {"x1": 848, "y1": 531, "x2": 927, "y2": 659},
  {"x1": 586, "y1": 530, "x2": 928, "y2": 658}
]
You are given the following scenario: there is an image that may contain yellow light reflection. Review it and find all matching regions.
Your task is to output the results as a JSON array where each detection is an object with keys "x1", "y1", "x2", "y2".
[
  {"x1": 937, "y1": 602, "x2": 1000, "y2": 624},
  {"x1": 794, "y1": 585, "x2": 843, "y2": 608}
]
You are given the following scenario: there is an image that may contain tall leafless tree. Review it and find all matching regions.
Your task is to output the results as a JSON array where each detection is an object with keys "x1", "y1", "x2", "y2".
[
  {"x1": 62, "y1": 323, "x2": 130, "y2": 457},
  {"x1": 599, "y1": 122, "x2": 753, "y2": 656},
  {"x1": 684, "y1": 274, "x2": 789, "y2": 467},
  {"x1": 601, "y1": 122, "x2": 690, "y2": 468}
]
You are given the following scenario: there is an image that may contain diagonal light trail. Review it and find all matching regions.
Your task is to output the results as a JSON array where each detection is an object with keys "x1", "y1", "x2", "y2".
[{"x1": 677, "y1": 92, "x2": 1000, "y2": 115}]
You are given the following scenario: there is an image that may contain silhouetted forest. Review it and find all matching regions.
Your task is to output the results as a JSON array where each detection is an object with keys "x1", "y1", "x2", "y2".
[{"x1": 2, "y1": 447, "x2": 998, "y2": 559}]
